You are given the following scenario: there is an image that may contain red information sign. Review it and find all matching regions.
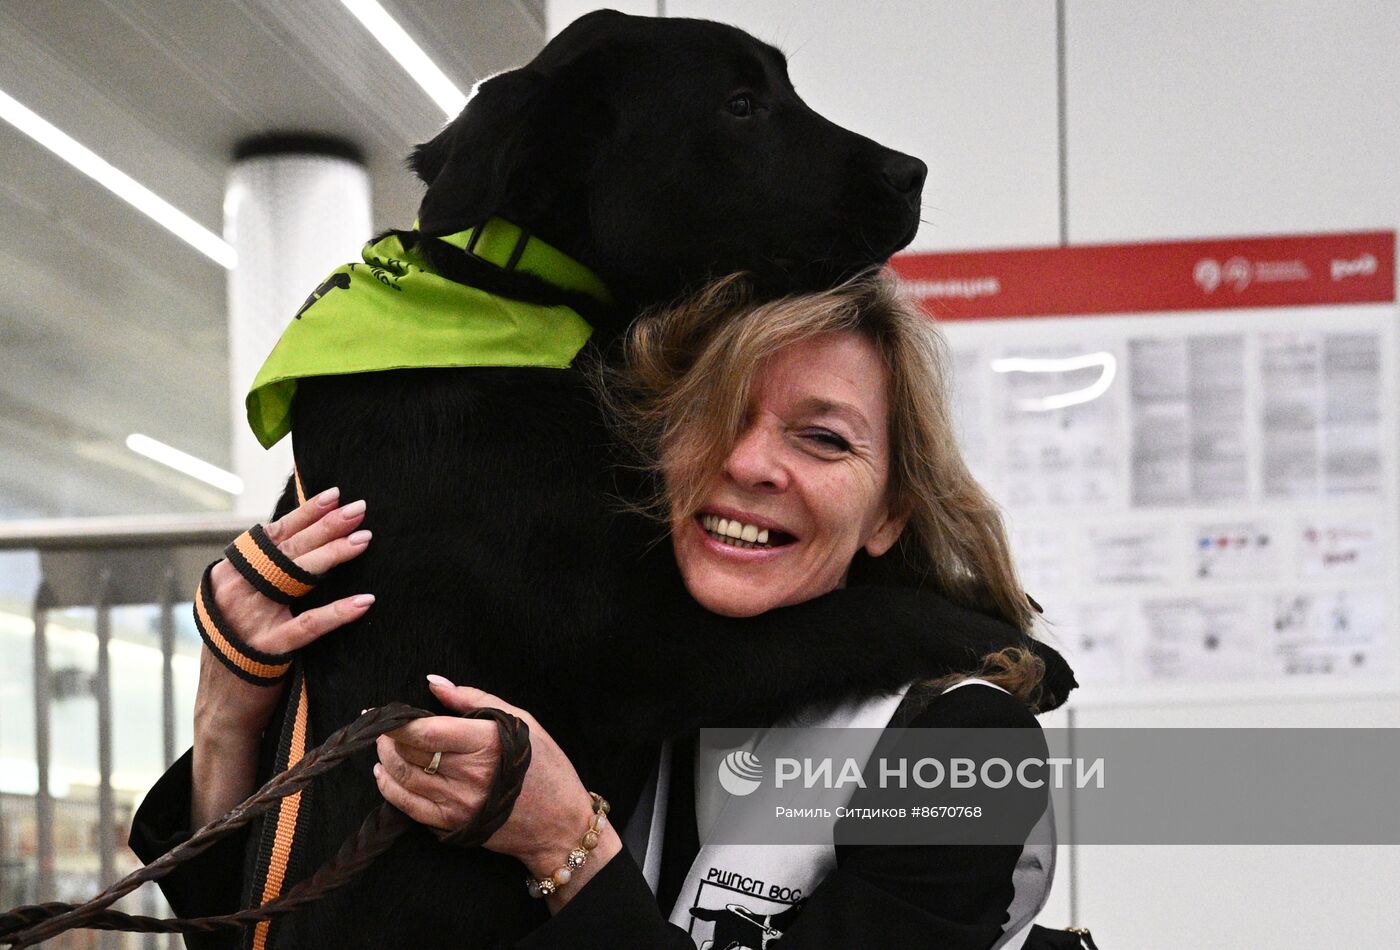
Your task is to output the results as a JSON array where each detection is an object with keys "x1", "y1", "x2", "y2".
[{"x1": 890, "y1": 230, "x2": 1395, "y2": 321}]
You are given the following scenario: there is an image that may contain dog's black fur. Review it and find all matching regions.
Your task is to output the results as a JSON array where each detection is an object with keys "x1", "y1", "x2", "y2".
[{"x1": 251, "y1": 12, "x2": 1068, "y2": 948}]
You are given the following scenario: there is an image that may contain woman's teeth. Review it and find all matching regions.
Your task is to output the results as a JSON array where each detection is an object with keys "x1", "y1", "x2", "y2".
[{"x1": 701, "y1": 514, "x2": 771, "y2": 549}]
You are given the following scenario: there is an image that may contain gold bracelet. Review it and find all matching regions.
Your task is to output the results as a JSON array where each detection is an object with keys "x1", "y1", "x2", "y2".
[{"x1": 526, "y1": 792, "x2": 610, "y2": 898}]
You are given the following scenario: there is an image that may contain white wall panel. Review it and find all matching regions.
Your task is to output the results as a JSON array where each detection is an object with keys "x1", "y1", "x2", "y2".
[
  {"x1": 630, "y1": 0, "x2": 1062, "y2": 250},
  {"x1": 1066, "y1": 4, "x2": 1400, "y2": 946},
  {"x1": 1064, "y1": 1, "x2": 1400, "y2": 242},
  {"x1": 1075, "y1": 696, "x2": 1398, "y2": 729},
  {"x1": 1075, "y1": 845, "x2": 1400, "y2": 948},
  {"x1": 1069, "y1": 695, "x2": 1400, "y2": 946}
]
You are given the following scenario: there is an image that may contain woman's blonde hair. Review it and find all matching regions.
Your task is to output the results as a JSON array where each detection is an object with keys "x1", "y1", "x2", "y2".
[{"x1": 601, "y1": 271, "x2": 1045, "y2": 705}]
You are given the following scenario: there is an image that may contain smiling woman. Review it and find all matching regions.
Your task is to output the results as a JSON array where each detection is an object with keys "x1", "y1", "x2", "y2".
[
  {"x1": 537, "y1": 270, "x2": 1059, "y2": 945},
  {"x1": 608, "y1": 271, "x2": 1039, "y2": 656},
  {"x1": 670, "y1": 330, "x2": 907, "y2": 617}
]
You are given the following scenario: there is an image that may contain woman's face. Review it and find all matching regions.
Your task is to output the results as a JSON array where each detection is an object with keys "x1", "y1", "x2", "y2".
[{"x1": 669, "y1": 330, "x2": 908, "y2": 618}]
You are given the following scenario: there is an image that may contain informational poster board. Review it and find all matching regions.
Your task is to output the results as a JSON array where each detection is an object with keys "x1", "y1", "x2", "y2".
[{"x1": 891, "y1": 232, "x2": 1397, "y2": 706}]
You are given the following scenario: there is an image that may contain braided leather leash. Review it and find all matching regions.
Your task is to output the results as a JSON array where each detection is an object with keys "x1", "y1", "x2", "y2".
[{"x1": 0, "y1": 703, "x2": 531, "y2": 947}]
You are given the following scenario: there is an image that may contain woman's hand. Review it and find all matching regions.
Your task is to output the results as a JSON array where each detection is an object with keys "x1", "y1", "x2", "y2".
[
  {"x1": 192, "y1": 487, "x2": 374, "y2": 825},
  {"x1": 373, "y1": 677, "x2": 623, "y2": 912}
]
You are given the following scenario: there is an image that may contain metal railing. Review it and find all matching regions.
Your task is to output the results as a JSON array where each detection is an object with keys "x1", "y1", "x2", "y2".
[{"x1": 0, "y1": 514, "x2": 247, "y2": 948}]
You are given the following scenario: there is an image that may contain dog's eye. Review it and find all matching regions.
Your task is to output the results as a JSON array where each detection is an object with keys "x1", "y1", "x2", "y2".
[{"x1": 727, "y1": 94, "x2": 754, "y2": 118}]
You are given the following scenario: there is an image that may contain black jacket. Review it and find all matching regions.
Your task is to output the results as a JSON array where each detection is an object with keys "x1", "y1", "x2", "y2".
[{"x1": 131, "y1": 683, "x2": 1046, "y2": 949}]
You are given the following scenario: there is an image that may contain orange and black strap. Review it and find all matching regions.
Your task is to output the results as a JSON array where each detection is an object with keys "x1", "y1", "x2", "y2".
[
  {"x1": 224, "y1": 524, "x2": 322, "y2": 605},
  {"x1": 247, "y1": 466, "x2": 316, "y2": 949},
  {"x1": 239, "y1": 467, "x2": 316, "y2": 947},
  {"x1": 193, "y1": 562, "x2": 295, "y2": 686},
  {"x1": 243, "y1": 668, "x2": 313, "y2": 950}
]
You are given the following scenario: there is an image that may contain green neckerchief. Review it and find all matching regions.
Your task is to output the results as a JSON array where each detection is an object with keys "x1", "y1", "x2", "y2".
[{"x1": 246, "y1": 219, "x2": 609, "y2": 449}]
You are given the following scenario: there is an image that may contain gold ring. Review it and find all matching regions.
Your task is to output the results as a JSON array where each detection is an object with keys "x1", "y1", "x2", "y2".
[{"x1": 423, "y1": 751, "x2": 443, "y2": 775}]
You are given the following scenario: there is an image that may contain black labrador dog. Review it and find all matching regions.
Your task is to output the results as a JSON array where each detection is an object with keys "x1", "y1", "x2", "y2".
[{"x1": 245, "y1": 10, "x2": 1067, "y2": 948}]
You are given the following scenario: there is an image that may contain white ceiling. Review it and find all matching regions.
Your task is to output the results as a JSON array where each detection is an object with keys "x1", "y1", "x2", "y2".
[{"x1": 0, "y1": 0, "x2": 545, "y2": 519}]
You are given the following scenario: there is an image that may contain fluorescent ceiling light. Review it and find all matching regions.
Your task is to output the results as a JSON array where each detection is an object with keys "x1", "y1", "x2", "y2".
[
  {"x1": 126, "y1": 433, "x2": 244, "y2": 495},
  {"x1": 990, "y1": 352, "x2": 1118, "y2": 412},
  {"x1": 0, "y1": 87, "x2": 236, "y2": 269},
  {"x1": 339, "y1": 0, "x2": 468, "y2": 119}
]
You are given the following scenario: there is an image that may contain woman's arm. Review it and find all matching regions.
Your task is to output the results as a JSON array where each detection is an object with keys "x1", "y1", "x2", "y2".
[
  {"x1": 542, "y1": 691, "x2": 1044, "y2": 950},
  {"x1": 373, "y1": 678, "x2": 626, "y2": 916},
  {"x1": 191, "y1": 488, "x2": 375, "y2": 823},
  {"x1": 608, "y1": 580, "x2": 1076, "y2": 746},
  {"x1": 129, "y1": 488, "x2": 376, "y2": 922},
  {"x1": 378, "y1": 681, "x2": 1049, "y2": 949}
]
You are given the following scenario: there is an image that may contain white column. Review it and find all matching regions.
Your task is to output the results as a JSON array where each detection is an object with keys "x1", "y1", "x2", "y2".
[{"x1": 224, "y1": 137, "x2": 371, "y2": 518}]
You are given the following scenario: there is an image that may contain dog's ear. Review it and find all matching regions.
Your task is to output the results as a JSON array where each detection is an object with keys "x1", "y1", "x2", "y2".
[
  {"x1": 410, "y1": 68, "x2": 553, "y2": 234},
  {"x1": 406, "y1": 122, "x2": 456, "y2": 187},
  {"x1": 409, "y1": 10, "x2": 628, "y2": 237},
  {"x1": 530, "y1": 9, "x2": 632, "y2": 70}
]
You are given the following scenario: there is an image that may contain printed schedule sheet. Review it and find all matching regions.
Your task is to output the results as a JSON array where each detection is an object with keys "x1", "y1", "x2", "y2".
[{"x1": 894, "y1": 232, "x2": 1397, "y2": 704}]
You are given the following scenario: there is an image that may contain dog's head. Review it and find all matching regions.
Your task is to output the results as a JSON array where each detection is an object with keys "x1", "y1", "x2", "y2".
[{"x1": 411, "y1": 10, "x2": 926, "y2": 309}]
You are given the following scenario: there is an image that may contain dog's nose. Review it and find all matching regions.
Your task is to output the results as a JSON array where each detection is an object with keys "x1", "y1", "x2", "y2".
[{"x1": 880, "y1": 153, "x2": 927, "y2": 196}]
